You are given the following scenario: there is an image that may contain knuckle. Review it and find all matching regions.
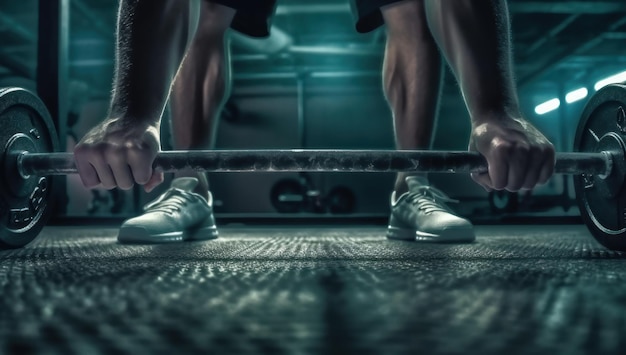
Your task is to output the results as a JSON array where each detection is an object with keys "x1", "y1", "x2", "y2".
[
  {"x1": 471, "y1": 123, "x2": 489, "y2": 138},
  {"x1": 491, "y1": 140, "x2": 512, "y2": 155},
  {"x1": 123, "y1": 139, "x2": 145, "y2": 150},
  {"x1": 73, "y1": 144, "x2": 87, "y2": 155},
  {"x1": 541, "y1": 144, "x2": 556, "y2": 160},
  {"x1": 514, "y1": 143, "x2": 530, "y2": 156},
  {"x1": 547, "y1": 147, "x2": 556, "y2": 161},
  {"x1": 528, "y1": 145, "x2": 542, "y2": 157},
  {"x1": 93, "y1": 141, "x2": 113, "y2": 153},
  {"x1": 103, "y1": 147, "x2": 125, "y2": 164},
  {"x1": 74, "y1": 144, "x2": 99, "y2": 159},
  {"x1": 124, "y1": 139, "x2": 157, "y2": 154}
]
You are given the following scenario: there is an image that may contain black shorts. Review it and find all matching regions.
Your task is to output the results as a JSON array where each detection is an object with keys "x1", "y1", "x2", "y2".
[{"x1": 211, "y1": 0, "x2": 405, "y2": 38}]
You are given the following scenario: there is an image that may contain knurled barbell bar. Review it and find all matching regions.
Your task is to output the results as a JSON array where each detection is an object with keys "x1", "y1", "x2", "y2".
[
  {"x1": 17, "y1": 149, "x2": 612, "y2": 176},
  {"x1": 1, "y1": 85, "x2": 626, "y2": 250}
]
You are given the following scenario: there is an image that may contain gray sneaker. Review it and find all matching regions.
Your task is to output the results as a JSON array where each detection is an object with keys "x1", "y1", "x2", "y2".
[
  {"x1": 387, "y1": 176, "x2": 475, "y2": 243},
  {"x1": 117, "y1": 177, "x2": 218, "y2": 244}
]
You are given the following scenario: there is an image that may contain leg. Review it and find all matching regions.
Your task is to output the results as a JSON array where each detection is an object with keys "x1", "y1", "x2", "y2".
[
  {"x1": 117, "y1": 2, "x2": 234, "y2": 244},
  {"x1": 170, "y1": 1, "x2": 234, "y2": 199},
  {"x1": 381, "y1": 0, "x2": 442, "y2": 195},
  {"x1": 423, "y1": 0, "x2": 554, "y2": 191},
  {"x1": 117, "y1": 1, "x2": 278, "y2": 244},
  {"x1": 372, "y1": 0, "x2": 474, "y2": 243}
]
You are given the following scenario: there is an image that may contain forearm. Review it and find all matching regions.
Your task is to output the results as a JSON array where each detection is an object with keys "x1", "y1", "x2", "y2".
[
  {"x1": 424, "y1": 0, "x2": 520, "y2": 121},
  {"x1": 109, "y1": 0, "x2": 200, "y2": 123}
]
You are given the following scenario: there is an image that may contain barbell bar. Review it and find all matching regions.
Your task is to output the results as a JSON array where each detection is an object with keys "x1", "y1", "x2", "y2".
[
  {"x1": 17, "y1": 149, "x2": 613, "y2": 176},
  {"x1": 2, "y1": 85, "x2": 626, "y2": 251}
]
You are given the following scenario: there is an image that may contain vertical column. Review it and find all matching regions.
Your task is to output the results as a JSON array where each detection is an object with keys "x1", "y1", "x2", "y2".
[
  {"x1": 297, "y1": 75, "x2": 306, "y2": 148},
  {"x1": 37, "y1": 0, "x2": 69, "y2": 213},
  {"x1": 558, "y1": 84, "x2": 572, "y2": 211}
]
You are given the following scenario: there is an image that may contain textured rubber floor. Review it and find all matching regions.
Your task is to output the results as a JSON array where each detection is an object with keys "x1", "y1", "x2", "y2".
[{"x1": 1, "y1": 225, "x2": 625, "y2": 355}]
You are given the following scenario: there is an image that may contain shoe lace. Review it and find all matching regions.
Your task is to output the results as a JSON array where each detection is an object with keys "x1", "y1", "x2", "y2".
[
  {"x1": 407, "y1": 186, "x2": 459, "y2": 215},
  {"x1": 144, "y1": 189, "x2": 193, "y2": 214}
]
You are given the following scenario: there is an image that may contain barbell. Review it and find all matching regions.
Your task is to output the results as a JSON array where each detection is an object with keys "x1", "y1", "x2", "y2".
[{"x1": 1, "y1": 85, "x2": 625, "y2": 250}]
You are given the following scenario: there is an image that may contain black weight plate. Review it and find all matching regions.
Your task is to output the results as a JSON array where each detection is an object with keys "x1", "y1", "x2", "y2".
[
  {"x1": 270, "y1": 178, "x2": 304, "y2": 213},
  {"x1": 573, "y1": 83, "x2": 626, "y2": 251},
  {"x1": 327, "y1": 186, "x2": 356, "y2": 214},
  {"x1": 0, "y1": 87, "x2": 58, "y2": 249}
]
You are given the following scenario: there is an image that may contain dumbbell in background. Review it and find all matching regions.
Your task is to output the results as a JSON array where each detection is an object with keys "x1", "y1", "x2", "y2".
[{"x1": 270, "y1": 175, "x2": 356, "y2": 214}]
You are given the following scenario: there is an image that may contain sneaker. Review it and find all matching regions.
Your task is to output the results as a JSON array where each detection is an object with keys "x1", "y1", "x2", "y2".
[
  {"x1": 117, "y1": 177, "x2": 218, "y2": 244},
  {"x1": 387, "y1": 176, "x2": 475, "y2": 243}
]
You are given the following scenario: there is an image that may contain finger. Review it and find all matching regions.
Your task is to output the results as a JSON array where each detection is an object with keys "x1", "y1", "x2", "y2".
[
  {"x1": 144, "y1": 171, "x2": 165, "y2": 193},
  {"x1": 521, "y1": 147, "x2": 544, "y2": 190},
  {"x1": 506, "y1": 143, "x2": 530, "y2": 192},
  {"x1": 127, "y1": 148, "x2": 157, "y2": 185},
  {"x1": 486, "y1": 140, "x2": 510, "y2": 190},
  {"x1": 471, "y1": 172, "x2": 494, "y2": 192},
  {"x1": 103, "y1": 149, "x2": 136, "y2": 190},
  {"x1": 111, "y1": 164, "x2": 134, "y2": 190},
  {"x1": 89, "y1": 156, "x2": 117, "y2": 190},
  {"x1": 74, "y1": 155, "x2": 100, "y2": 189},
  {"x1": 537, "y1": 145, "x2": 556, "y2": 185}
]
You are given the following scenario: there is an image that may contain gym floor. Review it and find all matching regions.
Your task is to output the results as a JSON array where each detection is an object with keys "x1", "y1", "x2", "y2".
[{"x1": 2, "y1": 224, "x2": 625, "y2": 355}]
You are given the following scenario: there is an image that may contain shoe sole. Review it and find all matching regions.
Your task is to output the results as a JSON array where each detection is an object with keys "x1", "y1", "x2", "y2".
[
  {"x1": 387, "y1": 225, "x2": 475, "y2": 243},
  {"x1": 118, "y1": 225, "x2": 219, "y2": 244}
]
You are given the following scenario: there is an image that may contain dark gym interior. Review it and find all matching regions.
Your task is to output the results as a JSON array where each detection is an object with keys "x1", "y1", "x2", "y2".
[{"x1": 2, "y1": 0, "x2": 626, "y2": 354}]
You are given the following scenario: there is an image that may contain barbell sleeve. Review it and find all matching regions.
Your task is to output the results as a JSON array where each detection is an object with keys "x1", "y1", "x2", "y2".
[{"x1": 16, "y1": 150, "x2": 613, "y2": 177}]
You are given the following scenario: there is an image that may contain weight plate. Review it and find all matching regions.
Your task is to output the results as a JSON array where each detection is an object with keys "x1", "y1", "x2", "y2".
[
  {"x1": 0, "y1": 87, "x2": 58, "y2": 249},
  {"x1": 327, "y1": 186, "x2": 356, "y2": 214},
  {"x1": 573, "y1": 83, "x2": 626, "y2": 251},
  {"x1": 488, "y1": 190, "x2": 519, "y2": 214},
  {"x1": 270, "y1": 178, "x2": 304, "y2": 213}
]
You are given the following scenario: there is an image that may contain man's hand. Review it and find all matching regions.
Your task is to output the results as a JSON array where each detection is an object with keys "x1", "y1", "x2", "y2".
[
  {"x1": 469, "y1": 115, "x2": 555, "y2": 192},
  {"x1": 74, "y1": 118, "x2": 164, "y2": 192}
]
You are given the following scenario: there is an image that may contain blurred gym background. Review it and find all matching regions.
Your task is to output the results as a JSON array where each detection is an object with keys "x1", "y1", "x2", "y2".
[{"x1": 2, "y1": 0, "x2": 626, "y2": 223}]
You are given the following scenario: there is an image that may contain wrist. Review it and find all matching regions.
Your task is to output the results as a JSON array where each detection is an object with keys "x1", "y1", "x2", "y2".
[
  {"x1": 109, "y1": 95, "x2": 163, "y2": 127},
  {"x1": 108, "y1": 105, "x2": 161, "y2": 127},
  {"x1": 106, "y1": 115, "x2": 161, "y2": 130},
  {"x1": 466, "y1": 90, "x2": 521, "y2": 125},
  {"x1": 470, "y1": 106, "x2": 523, "y2": 127}
]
